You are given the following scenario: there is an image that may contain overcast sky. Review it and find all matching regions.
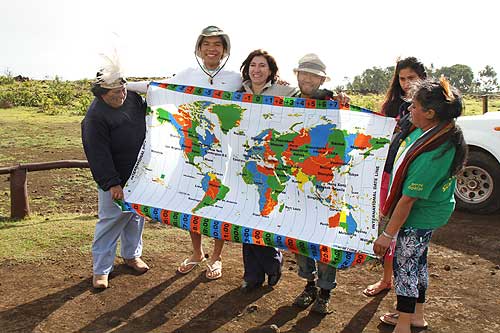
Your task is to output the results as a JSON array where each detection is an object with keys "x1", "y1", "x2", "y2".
[{"x1": 1, "y1": 0, "x2": 499, "y2": 87}]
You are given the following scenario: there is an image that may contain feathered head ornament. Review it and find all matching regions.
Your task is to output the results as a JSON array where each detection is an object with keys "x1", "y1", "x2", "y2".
[
  {"x1": 94, "y1": 50, "x2": 126, "y2": 89},
  {"x1": 439, "y1": 75, "x2": 455, "y2": 102}
]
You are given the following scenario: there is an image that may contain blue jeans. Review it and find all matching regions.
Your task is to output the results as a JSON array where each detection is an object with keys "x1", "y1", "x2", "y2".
[
  {"x1": 92, "y1": 189, "x2": 145, "y2": 275},
  {"x1": 296, "y1": 254, "x2": 337, "y2": 290}
]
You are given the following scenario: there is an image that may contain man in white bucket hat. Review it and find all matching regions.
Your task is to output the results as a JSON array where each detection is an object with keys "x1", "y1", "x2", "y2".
[
  {"x1": 125, "y1": 27, "x2": 240, "y2": 282},
  {"x1": 170, "y1": 25, "x2": 241, "y2": 89},
  {"x1": 170, "y1": 26, "x2": 241, "y2": 281},
  {"x1": 127, "y1": 25, "x2": 241, "y2": 93},
  {"x1": 126, "y1": 26, "x2": 240, "y2": 281},
  {"x1": 293, "y1": 53, "x2": 330, "y2": 97},
  {"x1": 291, "y1": 53, "x2": 349, "y2": 104},
  {"x1": 291, "y1": 53, "x2": 348, "y2": 314}
]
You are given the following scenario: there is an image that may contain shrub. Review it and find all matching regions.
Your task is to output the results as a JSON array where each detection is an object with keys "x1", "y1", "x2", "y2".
[{"x1": 0, "y1": 76, "x2": 93, "y2": 114}]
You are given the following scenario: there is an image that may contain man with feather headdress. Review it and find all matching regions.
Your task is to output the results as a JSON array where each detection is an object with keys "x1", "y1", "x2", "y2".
[{"x1": 82, "y1": 53, "x2": 149, "y2": 289}]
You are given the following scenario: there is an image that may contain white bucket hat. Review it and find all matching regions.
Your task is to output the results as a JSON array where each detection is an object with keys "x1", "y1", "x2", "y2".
[
  {"x1": 195, "y1": 25, "x2": 231, "y2": 58},
  {"x1": 293, "y1": 53, "x2": 330, "y2": 82}
]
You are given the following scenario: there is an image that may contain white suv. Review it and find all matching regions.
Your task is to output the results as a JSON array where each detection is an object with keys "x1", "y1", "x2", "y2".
[{"x1": 455, "y1": 111, "x2": 500, "y2": 214}]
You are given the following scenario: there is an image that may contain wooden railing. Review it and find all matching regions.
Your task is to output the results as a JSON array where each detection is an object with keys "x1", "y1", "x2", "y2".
[{"x1": 0, "y1": 160, "x2": 89, "y2": 219}]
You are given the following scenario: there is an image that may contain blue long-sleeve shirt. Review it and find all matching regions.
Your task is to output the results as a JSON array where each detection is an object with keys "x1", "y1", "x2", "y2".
[{"x1": 81, "y1": 91, "x2": 146, "y2": 191}]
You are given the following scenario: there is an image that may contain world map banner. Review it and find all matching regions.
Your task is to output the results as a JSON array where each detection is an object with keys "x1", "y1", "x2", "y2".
[{"x1": 121, "y1": 82, "x2": 397, "y2": 268}]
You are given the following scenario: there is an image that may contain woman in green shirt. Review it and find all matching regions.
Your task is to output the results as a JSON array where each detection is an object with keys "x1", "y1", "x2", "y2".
[{"x1": 374, "y1": 77, "x2": 467, "y2": 332}]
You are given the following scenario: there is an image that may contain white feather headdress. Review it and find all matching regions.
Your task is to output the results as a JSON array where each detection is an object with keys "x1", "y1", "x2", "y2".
[{"x1": 95, "y1": 50, "x2": 126, "y2": 89}]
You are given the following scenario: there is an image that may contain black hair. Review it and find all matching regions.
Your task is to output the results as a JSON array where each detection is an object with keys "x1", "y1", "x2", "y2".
[
  {"x1": 197, "y1": 35, "x2": 228, "y2": 53},
  {"x1": 413, "y1": 79, "x2": 467, "y2": 176},
  {"x1": 382, "y1": 57, "x2": 427, "y2": 118},
  {"x1": 90, "y1": 83, "x2": 110, "y2": 98},
  {"x1": 240, "y1": 49, "x2": 279, "y2": 84},
  {"x1": 413, "y1": 80, "x2": 463, "y2": 120}
]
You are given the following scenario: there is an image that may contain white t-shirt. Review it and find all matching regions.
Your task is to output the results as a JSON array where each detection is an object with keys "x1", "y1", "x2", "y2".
[
  {"x1": 169, "y1": 67, "x2": 242, "y2": 91},
  {"x1": 127, "y1": 66, "x2": 242, "y2": 93}
]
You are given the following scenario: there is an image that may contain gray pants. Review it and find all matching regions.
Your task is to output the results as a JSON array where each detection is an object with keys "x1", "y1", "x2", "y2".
[
  {"x1": 92, "y1": 189, "x2": 144, "y2": 275},
  {"x1": 296, "y1": 254, "x2": 337, "y2": 290}
]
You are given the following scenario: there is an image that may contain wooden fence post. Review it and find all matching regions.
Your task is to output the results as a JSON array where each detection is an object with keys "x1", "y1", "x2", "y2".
[
  {"x1": 482, "y1": 95, "x2": 488, "y2": 114},
  {"x1": 10, "y1": 168, "x2": 30, "y2": 219},
  {"x1": 0, "y1": 160, "x2": 88, "y2": 219}
]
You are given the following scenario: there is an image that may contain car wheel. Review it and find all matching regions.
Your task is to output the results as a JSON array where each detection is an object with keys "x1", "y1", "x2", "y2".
[{"x1": 455, "y1": 150, "x2": 500, "y2": 214}]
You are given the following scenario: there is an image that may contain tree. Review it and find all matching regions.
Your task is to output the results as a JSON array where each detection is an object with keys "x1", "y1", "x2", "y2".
[
  {"x1": 434, "y1": 64, "x2": 474, "y2": 93},
  {"x1": 475, "y1": 65, "x2": 499, "y2": 93},
  {"x1": 426, "y1": 63, "x2": 436, "y2": 78},
  {"x1": 346, "y1": 66, "x2": 393, "y2": 93},
  {"x1": 347, "y1": 75, "x2": 363, "y2": 92}
]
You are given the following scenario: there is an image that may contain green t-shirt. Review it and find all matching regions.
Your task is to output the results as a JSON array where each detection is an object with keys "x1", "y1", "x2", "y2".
[{"x1": 395, "y1": 128, "x2": 457, "y2": 229}]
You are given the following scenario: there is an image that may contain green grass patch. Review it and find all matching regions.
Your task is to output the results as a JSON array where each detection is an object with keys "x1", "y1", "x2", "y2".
[
  {"x1": 349, "y1": 94, "x2": 383, "y2": 112},
  {"x1": 0, "y1": 107, "x2": 84, "y2": 163},
  {"x1": 0, "y1": 213, "x2": 95, "y2": 261},
  {"x1": 462, "y1": 95, "x2": 500, "y2": 115},
  {"x1": 0, "y1": 213, "x2": 193, "y2": 263}
]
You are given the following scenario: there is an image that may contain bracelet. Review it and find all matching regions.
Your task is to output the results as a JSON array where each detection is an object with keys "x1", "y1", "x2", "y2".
[{"x1": 382, "y1": 230, "x2": 396, "y2": 239}]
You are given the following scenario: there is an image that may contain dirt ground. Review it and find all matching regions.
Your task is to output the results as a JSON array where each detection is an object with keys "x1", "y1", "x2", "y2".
[{"x1": 1, "y1": 142, "x2": 500, "y2": 332}]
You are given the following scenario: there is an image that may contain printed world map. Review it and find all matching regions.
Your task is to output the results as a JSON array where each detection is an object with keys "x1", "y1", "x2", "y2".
[{"x1": 124, "y1": 85, "x2": 396, "y2": 257}]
